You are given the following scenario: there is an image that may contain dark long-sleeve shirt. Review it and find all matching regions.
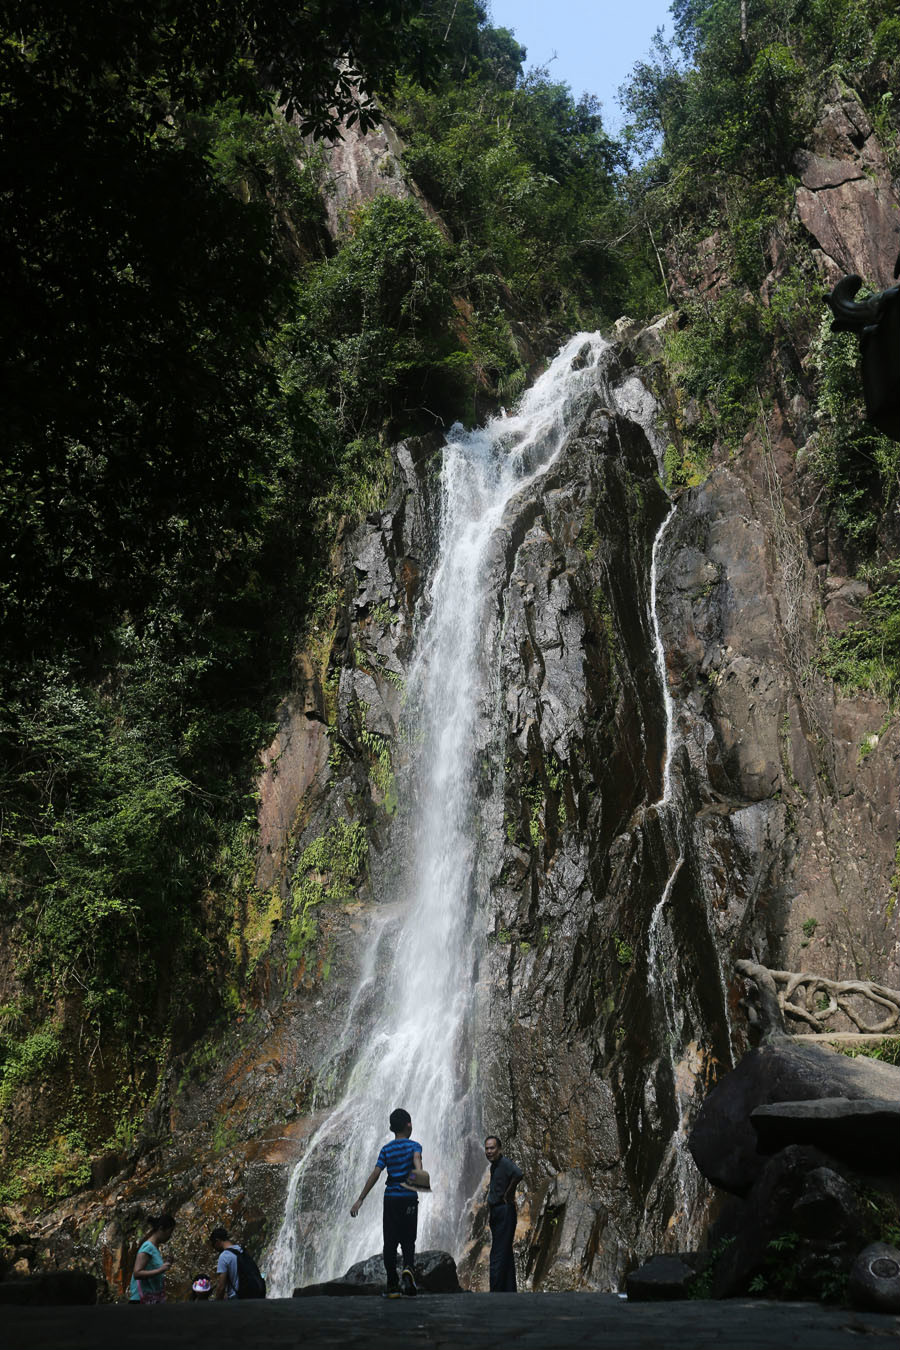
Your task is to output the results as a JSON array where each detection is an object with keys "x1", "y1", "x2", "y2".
[{"x1": 488, "y1": 1155, "x2": 523, "y2": 1206}]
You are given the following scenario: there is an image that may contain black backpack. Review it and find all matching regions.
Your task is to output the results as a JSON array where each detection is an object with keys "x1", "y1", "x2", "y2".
[{"x1": 230, "y1": 1245, "x2": 266, "y2": 1299}]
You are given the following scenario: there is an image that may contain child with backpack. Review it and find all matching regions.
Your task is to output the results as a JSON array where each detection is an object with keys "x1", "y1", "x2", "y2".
[{"x1": 209, "y1": 1227, "x2": 266, "y2": 1299}]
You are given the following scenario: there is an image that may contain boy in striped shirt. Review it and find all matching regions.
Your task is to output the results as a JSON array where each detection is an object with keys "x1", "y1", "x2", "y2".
[{"x1": 351, "y1": 1107, "x2": 422, "y2": 1297}]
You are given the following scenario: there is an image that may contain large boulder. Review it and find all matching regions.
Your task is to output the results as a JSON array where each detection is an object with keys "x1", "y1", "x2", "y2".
[
  {"x1": 293, "y1": 1249, "x2": 461, "y2": 1297},
  {"x1": 707, "y1": 1146, "x2": 865, "y2": 1298},
  {"x1": 751, "y1": 1098, "x2": 900, "y2": 1165},
  {"x1": 688, "y1": 1037, "x2": 900, "y2": 1194},
  {"x1": 625, "y1": 1253, "x2": 697, "y2": 1301}
]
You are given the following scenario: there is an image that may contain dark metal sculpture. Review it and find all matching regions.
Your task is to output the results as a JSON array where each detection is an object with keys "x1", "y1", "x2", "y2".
[{"x1": 827, "y1": 249, "x2": 900, "y2": 442}]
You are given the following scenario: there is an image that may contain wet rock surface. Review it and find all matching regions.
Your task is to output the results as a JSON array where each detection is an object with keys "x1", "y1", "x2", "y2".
[{"x1": 470, "y1": 361, "x2": 726, "y2": 1290}]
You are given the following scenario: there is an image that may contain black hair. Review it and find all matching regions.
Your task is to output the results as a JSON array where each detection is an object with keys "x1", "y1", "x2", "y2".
[
  {"x1": 209, "y1": 1226, "x2": 230, "y2": 1243},
  {"x1": 389, "y1": 1108, "x2": 411, "y2": 1132},
  {"x1": 150, "y1": 1213, "x2": 176, "y2": 1233},
  {"x1": 484, "y1": 1135, "x2": 502, "y2": 1149}
]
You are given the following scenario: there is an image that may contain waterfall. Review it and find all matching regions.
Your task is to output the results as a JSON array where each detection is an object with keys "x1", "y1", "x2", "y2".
[
  {"x1": 650, "y1": 506, "x2": 678, "y2": 807},
  {"x1": 643, "y1": 500, "x2": 705, "y2": 1245},
  {"x1": 267, "y1": 332, "x2": 612, "y2": 1295},
  {"x1": 644, "y1": 494, "x2": 735, "y2": 1248}
]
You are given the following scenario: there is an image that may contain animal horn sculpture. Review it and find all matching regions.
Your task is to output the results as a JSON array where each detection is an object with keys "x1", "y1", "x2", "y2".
[
  {"x1": 825, "y1": 267, "x2": 900, "y2": 443},
  {"x1": 827, "y1": 274, "x2": 885, "y2": 331}
]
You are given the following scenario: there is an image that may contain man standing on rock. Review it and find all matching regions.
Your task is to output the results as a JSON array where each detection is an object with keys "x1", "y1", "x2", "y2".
[
  {"x1": 350, "y1": 1107, "x2": 424, "y2": 1298},
  {"x1": 484, "y1": 1135, "x2": 522, "y2": 1292}
]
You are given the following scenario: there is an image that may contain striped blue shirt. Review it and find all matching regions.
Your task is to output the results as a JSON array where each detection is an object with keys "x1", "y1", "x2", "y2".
[{"x1": 377, "y1": 1137, "x2": 422, "y2": 1198}]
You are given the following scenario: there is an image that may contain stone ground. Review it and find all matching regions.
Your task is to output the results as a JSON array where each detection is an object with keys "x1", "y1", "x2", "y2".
[{"x1": 3, "y1": 1294, "x2": 899, "y2": 1349}]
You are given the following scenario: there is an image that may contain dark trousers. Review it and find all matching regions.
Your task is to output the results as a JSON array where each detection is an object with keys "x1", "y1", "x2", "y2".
[
  {"x1": 488, "y1": 1202, "x2": 517, "y2": 1291},
  {"x1": 383, "y1": 1196, "x2": 418, "y2": 1285}
]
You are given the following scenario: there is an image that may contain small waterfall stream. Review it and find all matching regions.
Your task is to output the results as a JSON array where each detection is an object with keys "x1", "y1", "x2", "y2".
[
  {"x1": 644, "y1": 494, "x2": 734, "y2": 1247},
  {"x1": 650, "y1": 507, "x2": 678, "y2": 807},
  {"x1": 268, "y1": 333, "x2": 612, "y2": 1294},
  {"x1": 644, "y1": 501, "x2": 703, "y2": 1244}
]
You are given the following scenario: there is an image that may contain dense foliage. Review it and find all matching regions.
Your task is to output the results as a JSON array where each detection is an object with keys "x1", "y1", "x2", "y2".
[
  {"x1": 621, "y1": 0, "x2": 899, "y2": 412},
  {"x1": 620, "y1": 0, "x2": 900, "y2": 693},
  {"x1": 0, "y1": 0, "x2": 454, "y2": 1178},
  {"x1": 390, "y1": 69, "x2": 647, "y2": 363}
]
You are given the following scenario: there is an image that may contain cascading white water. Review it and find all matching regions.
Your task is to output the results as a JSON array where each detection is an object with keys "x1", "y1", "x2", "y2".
[
  {"x1": 267, "y1": 332, "x2": 611, "y2": 1295},
  {"x1": 645, "y1": 496, "x2": 732, "y2": 1246},
  {"x1": 644, "y1": 502, "x2": 706, "y2": 1244},
  {"x1": 650, "y1": 507, "x2": 678, "y2": 807}
]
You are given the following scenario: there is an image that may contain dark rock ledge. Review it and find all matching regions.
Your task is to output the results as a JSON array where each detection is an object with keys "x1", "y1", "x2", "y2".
[{"x1": 294, "y1": 1249, "x2": 461, "y2": 1296}]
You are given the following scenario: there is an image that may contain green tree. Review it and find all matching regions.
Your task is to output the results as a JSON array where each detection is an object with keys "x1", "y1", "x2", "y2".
[{"x1": 0, "y1": 0, "x2": 456, "y2": 1151}]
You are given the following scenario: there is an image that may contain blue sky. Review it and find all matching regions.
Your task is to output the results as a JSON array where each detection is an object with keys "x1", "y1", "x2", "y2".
[{"x1": 487, "y1": 0, "x2": 674, "y2": 130}]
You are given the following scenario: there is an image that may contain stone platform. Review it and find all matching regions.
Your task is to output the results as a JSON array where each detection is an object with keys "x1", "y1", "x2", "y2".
[{"x1": 2, "y1": 1293, "x2": 899, "y2": 1349}]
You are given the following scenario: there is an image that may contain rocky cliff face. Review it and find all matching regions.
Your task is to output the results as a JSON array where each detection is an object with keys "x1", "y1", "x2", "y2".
[
  {"x1": 9, "y1": 84, "x2": 899, "y2": 1299},
  {"x1": 794, "y1": 75, "x2": 899, "y2": 292},
  {"x1": 15, "y1": 331, "x2": 898, "y2": 1299},
  {"x1": 656, "y1": 74, "x2": 900, "y2": 1000}
]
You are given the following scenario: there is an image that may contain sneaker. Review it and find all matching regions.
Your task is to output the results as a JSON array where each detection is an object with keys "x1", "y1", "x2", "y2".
[
  {"x1": 383, "y1": 1283, "x2": 402, "y2": 1299},
  {"x1": 400, "y1": 1267, "x2": 418, "y2": 1297}
]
